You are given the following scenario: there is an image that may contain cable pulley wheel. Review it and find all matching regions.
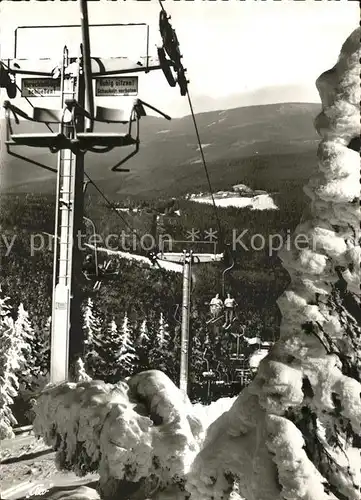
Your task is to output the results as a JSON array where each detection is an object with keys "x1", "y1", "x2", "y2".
[
  {"x1": 157, "y1": 47, "x2": 176, "y2": 88},
  {"x1": 159, "y1": 11, "x2": 183, "y2": 71}
]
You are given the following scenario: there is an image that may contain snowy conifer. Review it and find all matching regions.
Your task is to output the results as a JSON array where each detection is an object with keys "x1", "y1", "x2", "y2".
[
  {"x1": 117, "y1": 314, "x2": 137, "y2": 376},
  {"x1": 82, "y1": 298, "x2": 102, "y2": 374},
  {"x1": 0, "y1": 316, "x2": 18, "y2": 439},
  {"x1": 14, "y1": 303, "x2": 34, "y2": 384},
  {"x1": 0, "y1": 286, "x2": 11, "y2": 317},
  {"x1": 40, "y1": 316, "x2": 51, "y2": 373},
  {"x1": 139, "y1": 319, "x2": 149, "y2": 344},
  {"x1": 147, "y1": 312, "x2": 176, "y2": 378},
  {"x1": 74, "y1": 358, "x2": 92, "y2": 382},
  {"x1": 157, "y1": 313, "x2": 170, "y2": 348},
  {"x1": 0, "y1": 291, "x2": 28, "y2": 439},
  {"x1": 103, "y1": 318, "x2": 122, "y2": 378}
]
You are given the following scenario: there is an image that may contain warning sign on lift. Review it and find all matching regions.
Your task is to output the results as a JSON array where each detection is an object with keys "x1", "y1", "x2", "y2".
[
  {"x1": 95, "y1": 76, "x2": 138, "y2": 96},
  {"x1": 22, "y1": 78, "x2": 61, "y2": 97}
]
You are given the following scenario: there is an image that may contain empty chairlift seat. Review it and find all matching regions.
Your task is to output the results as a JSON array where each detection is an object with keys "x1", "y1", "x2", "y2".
[
  {"x1": 4, "y1": 99, "x2": 167, "y2": 156},
  {"x1": 4, "y1": 102, "x2": 71, "y2": 152},
  {"x1": 72, "y1": 105, "x2": 140, "y2": 150}
]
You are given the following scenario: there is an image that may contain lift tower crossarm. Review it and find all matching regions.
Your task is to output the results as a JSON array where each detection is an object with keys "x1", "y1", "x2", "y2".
[{"x1": 6, "y1": 57, "x2": 168, "y2": 77}]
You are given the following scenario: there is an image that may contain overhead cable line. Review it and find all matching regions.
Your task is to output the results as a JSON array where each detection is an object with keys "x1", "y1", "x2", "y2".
[
  {"x1": 83, "y1": 171, "x2": 163, "y2": 270},
  {"x1": 156, "y1": 1, "x2": 225, "y2": 247},
  {"x1": 186, "y1": 89, "x2": 224, "y2": 244}
]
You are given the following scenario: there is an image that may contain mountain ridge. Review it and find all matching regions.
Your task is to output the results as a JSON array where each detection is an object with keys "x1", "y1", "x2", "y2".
[{"x1": 1, "y1": 102, "x2": 321, "y2": 199}]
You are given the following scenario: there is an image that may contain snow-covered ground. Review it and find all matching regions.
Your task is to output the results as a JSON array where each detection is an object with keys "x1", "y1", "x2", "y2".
[
  {"x1": 248, "y1": 348, "x2": 268, "y2": 370},
  {"x1": 191, "y1": 194, "x2": 278, "y2": 210},
  {"x1": 188, "y1": 184, "x2": 279, "y2": 210},
  {"x1": 196, "y1": 143, "x2": 211, "y2": 151},
  {"x1": 85, "y1": 244, "x2": 184, "y2": 273},
  {"x1": 192, "y1": 397, "x2": 237, "y2": 430}
]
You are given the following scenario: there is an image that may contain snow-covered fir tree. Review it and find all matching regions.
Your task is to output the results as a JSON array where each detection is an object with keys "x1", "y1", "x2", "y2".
[
  {"x1": 82, "y1": 297, "x2": 102, "y2": 376},
  {"x1": 14, "y1": 303, "x2": 34, "y2": 386},
  {"x1": 134, "y1": 318, "x2": 152, "y2": 374},
  {"x1": 117, "y1": 314, "x2": 137, "y2": 377},
  {"x1": 74, "y1": 358, "x2": 92, "y2": 382},
  {"x1": 157, "y1": 312, "x2": 170, "y2": 347},
  {"x1": 102, "y1": 318, "x2": 123, "y2": 379},
  {"x1": 147, "y1": 312, "x2": 177, "y2": 379},
  {"x1": 0, "y1": 316, "x2": 18, "y2": 439},
  {"x1": 139, "y1": 319, "x2": 149, "y2": 344},
  {"x1": 0, "y1": 290, "x2": 30, "y2": 439},
  {"x1": 39, "y1": 315, "x2": 51, "y2": 374}
]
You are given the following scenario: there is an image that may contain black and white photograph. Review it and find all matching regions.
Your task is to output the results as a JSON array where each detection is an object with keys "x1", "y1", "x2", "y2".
[{"x1": 0, "y1": 1, "x2": 359, "y2": 499}]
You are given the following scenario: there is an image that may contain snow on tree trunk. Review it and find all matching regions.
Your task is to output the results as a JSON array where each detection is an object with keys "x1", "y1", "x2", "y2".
[
  {"x1": 75, "y1": 358, "x2": 92, "y2": 382},
  {"x1": 83, "y1": 298, "x2": 102, "y2": 374},
  {"x1": 33, "y1": 370, "x2": 203, "y2": 500},
  {"x1": 158, "y1": 313, "x2": 170, "y2": 347},
  {"x1": 186, "y1": 28, "x2": 360, "y2": 500},
  {"x1": 14, "y1": 303, "x2": 34, "y2": 384}
]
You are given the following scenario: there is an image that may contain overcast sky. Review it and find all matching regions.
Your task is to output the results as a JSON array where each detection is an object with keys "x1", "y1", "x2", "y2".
[{"x1": 0, "y1": 0, "x2": 358, "y2": 117}]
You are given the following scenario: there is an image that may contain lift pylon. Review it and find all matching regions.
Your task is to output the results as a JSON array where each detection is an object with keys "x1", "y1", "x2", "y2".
[
  {"x1": 1, "y1": 4, "x2": 177, "y2": 384},
  {"x1": 156, "y1": 248, "x2": 223, "y2": 395},
  {"x1": 51, "y1": 46, "x2": 85, "y2": 383}
]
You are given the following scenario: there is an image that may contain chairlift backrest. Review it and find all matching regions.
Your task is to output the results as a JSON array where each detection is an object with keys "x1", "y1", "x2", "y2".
[
  {"x1": 94, "y1": 106, "x2": 128, "y2": 124},
  {"x1": 32, "y1": 107, "x2": 72, "y2": 124}
]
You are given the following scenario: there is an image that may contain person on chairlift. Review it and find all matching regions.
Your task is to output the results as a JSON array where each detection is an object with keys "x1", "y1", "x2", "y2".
[
  {"x1": 223, "y1": 293, "x2": 237, "y2": 327},
  {"x1": 210, "y1": 293, "x2": 223, "y2": 320},
  {"x1": 83, "y1": 254, "x2": 97, "y2": 279}
]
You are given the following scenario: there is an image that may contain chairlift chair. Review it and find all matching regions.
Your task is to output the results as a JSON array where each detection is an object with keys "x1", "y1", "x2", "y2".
[
  {"x1": 83, "y1": 255, "x2": 120, "y2": 291},
  {"x1": 221, "y1": 244, "x2": 235, "y2": 298},
  {"x1": 3, "y1": 100, "x2": 72, "y2": 153},
  {"x1": 235, "y1": 368, "x2": 252, "y2": 386},
  {"x1": 3, "y1": 98, "x2": 171, "y2": 170},
  {"x1": 69, "y1": 98, "x2": 170, "y2": 166},
  {"x1": 82, "y1": 216, "x2": 120, "y2": 290}
]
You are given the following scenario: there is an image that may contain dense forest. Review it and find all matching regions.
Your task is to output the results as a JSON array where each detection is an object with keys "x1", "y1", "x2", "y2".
[{"x1": 0, "y1": 178, "x2": 308, "y2": 419}]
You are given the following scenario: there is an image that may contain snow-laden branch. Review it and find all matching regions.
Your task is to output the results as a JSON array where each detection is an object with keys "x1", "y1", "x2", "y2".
[{"x1": 33, "y1": 370, "x2": 204, "y2": 499}]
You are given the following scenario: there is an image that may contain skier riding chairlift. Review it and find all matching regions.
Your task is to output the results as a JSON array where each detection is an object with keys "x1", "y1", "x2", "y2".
[
  {"x1": 83, "y1": 254, "x2": 97, "y2": 280},
  {"x1": 209, "y1": 293, "x2": 223, "y2": 321},
  {"x1": 223, "y1": 293, "x2": 237, "y2": 328}
]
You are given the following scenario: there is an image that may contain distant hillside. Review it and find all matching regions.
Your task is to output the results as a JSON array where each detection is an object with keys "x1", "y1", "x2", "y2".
[{"x1": 1, "y1": 102, "x2": 320, "y2": 199}]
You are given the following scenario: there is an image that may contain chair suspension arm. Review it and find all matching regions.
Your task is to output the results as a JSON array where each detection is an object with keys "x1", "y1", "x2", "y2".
[
  {"x1": 3, "y1": 100, "x2": 35, "y2": 123},
  {"x1": 4, "y1": 106, "x2": 15, "y2": 138},
  {"x1": 65, "y1": 99, "x2": 94, "y2": 122},
  {"x1": 137, "y1": 99, "x2": 172, "y2": 121}
]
